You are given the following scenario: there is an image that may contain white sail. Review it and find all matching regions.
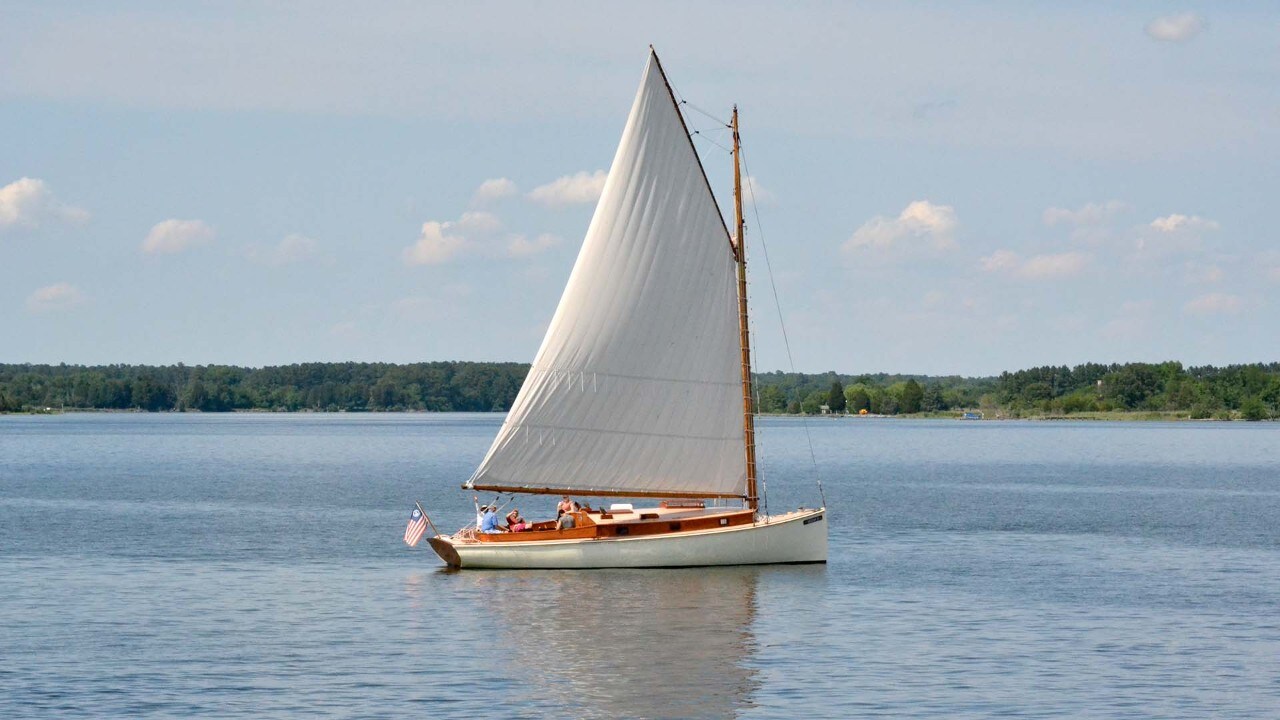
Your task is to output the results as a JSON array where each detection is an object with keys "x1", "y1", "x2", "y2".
[{"x1": 467, "y1": 53, "x2": 746, "y2": 498}]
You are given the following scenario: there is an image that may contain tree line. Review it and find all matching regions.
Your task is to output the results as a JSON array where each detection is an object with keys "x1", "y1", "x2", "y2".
[
  {"x1": 753, "y1": 371, "x2": 992, "y2": 416},
  {"x1": 991, "y1": 361, "x2": 1280, "y2": 420},
  {"x1": 753, "y1": 362, "x2": 1280, "y2": 420},
  {"x1": 0, "y1": 362, "x2": 524, "y2": 413},
  {"x1": 1, "y1": 361, "x2": 1277, "y2": 419}
]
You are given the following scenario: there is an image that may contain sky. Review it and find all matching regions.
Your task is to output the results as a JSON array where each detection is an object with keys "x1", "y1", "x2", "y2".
[{"x1": 2, "y1": 1, "x2": 1277, "y2": 376}]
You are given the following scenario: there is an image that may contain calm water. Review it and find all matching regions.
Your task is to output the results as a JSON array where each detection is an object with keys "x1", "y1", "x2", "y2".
[{"x1": 2, "y1": 414, "x2": 1278, "y2": 718}]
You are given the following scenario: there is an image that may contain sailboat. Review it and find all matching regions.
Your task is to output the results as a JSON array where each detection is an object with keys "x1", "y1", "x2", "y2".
[{"x1": 425, "y1": 48, "x2": 827, "y2": 569}]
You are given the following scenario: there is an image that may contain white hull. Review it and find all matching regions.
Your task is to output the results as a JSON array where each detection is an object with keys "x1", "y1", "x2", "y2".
[{"x1": 430, "y1": 507, "x2": 827, "y2": 569}]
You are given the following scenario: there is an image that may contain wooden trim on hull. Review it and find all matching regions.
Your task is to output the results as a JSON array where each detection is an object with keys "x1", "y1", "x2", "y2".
[
  {"x1": 473, "y1": 509, "x2": 755, "y2": 544},
  {"x1": 465, "y1": 483, "x2": 746, "y2": 500}
]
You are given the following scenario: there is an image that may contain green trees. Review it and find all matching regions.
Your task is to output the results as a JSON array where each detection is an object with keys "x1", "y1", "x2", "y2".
[
  {"x1": 844, "y1": 384, "x2": 871, "y2": 413},
  {"x1": 991, "y1": 361, "x2": 1280, "y2": 417},
  {"x1": 921, "y1": 383, "x2": 944, "y2": 412},
  {"x1": 2, "y1": 361, "x2": 1276, "y2": 417},
  {"x1": 757, "y1": 385, "x2": 788, "y2": 414},
  {"x1": 900, "y1": 379, "x2": 924, "y2": 414},
  {"x1": 874, "y1": 386, "x2": 897, "y2": 414},
  {"x1": 752, "y1": 372, "x2": 1003, "y2": 416},
  {"x1": 1103, "y1": 364, "x2": 1164, "y2": 409},
  {"x1": 1060, "y1": 391, "x2": 1098, "y2": 414},
  {"x1": 826, "y1": 381, "x2": 846, "y2": 413},
  {"x1": 800, "y1": 390, "x2": 828, "y2": 415},
  {"x1": 130, "y1": 375, "x2": 175, "y2": 411},
  {"x1": 0, "y1": 362, "x2": 528, "y2": 413},
  {"x1": 749, "y1": 362, "x2": 1279, "y2": 418},
  {"x1": 1241, "y1": 397, "x2": 1269, "y2": 421}
]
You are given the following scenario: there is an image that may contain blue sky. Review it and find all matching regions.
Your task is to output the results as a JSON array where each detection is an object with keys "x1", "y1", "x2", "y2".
[{"x1": 3, "y1": 1, "x2": 1277, "y2": 376}]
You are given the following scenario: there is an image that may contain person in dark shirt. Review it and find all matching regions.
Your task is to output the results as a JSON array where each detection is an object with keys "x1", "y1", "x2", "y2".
[{"x1": 556, "y1": 501, "x2": 580, "y2": 530}]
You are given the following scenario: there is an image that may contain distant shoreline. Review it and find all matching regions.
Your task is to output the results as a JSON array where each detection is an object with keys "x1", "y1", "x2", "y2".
[
  {"x1": 3, "y1": 361, "x2": 1276, "y2": 420},
  {"x1": 5, "y1": 408, "x2": 1268, "y2": 422},
  {"x1": 767, "y1": 410, "x2": 1258, "y2": 422}
]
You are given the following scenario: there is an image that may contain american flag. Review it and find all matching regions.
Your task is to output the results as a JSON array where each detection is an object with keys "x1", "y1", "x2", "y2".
[{"x1": 404, "y1": 506, "x2": 428, "y2": 547}]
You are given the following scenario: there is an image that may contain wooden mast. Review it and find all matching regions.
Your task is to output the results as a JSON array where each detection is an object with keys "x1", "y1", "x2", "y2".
[{"x1": 732, "y1": 106, "x2": 759, "y2": 512}]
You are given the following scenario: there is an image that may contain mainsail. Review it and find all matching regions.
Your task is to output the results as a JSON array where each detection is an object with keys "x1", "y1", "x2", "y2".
[{"x1": 466, "y1": 52, "x2": 746, "y2": 499}]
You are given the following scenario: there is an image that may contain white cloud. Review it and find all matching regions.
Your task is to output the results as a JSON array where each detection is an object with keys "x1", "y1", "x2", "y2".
[
  {"x1": 506, "y1": 233, "x2": 561, "y2": 258},
  {"x1": 404, "y1": 222, "x2": 467, "y2": 266},
  {"x1": 742, "y1": 175, "x2": 774, "y2": 204},
  {"x1": 1019, "y1": 252, "x2": 1090, "y2": 279},
  {"x1": 1184, "y1": 292, "x2": 1243, "y2": 316},
  {"x1": 1135, "y1": 213, "x2": 1220, "y2": 255},
  {"x1": 142, "y1": 219, "x2": 215, "y2": 254},
  {"x1": 528, "y1": 170, "x2": 607, "y2": 207},
  {"x1": 473, "y1": 177, "x2": 518, "y2": 204},
  {"x1": 0, "y1": 177, "x2": 89, "y2": 230},
  {"x1": 247, "y1": 233, "x2": 319, "y2": 266},
  {"x1": 1145, "y1": 13, "x2": 1206, "y2": 42},
  {"x1": 844, "y1": 200, "x2": 957, "y2": 253},
  {"x1": 402, "y1": 211, "x2": 502, "y2": 265},
  {"x1": 1149, "y1": 213, "x2": 1219, "y2": 233},
  {"x1": 25, "y1": 282, "x2": 85, "y2": 313},
  {"x1": 455, "y1": 211, "x2": 502, "y2": 235},
  {"x1": 1043, "y1": 200, "x2": 1128, "y2": 226},
  {"x1": 979, "y1": 249, "x2": 1019, "y2": 273},
  {"x1": 979, "y1": 250, "x2": 1090, "y2": 279}
]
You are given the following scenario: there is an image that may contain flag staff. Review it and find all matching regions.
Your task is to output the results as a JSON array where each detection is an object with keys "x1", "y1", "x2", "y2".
[{"x1": 414, "y1": 500, "x2": 440, "y2": 538}]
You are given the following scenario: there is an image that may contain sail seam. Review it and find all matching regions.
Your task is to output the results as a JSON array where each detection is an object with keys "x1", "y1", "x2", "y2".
[
  {"x1": 527, "y1": 366, "x2": 739, "y2": 388},
  {"x1": 503, "y1": 422, "x2": 742, "y2": 443}
]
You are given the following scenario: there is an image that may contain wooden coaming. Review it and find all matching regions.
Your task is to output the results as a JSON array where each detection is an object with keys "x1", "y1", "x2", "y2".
[{"x1": 471, "y1": 508, "x2": 755, "y2": 544}]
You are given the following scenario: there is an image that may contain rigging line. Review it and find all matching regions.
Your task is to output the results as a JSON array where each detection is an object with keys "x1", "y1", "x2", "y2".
[
  {"x1": 667, "y1": 80, "x2": 732, "y2": 127},
  {"x1": 740, "y1": 145, "x2": 827, "y2": 509},
  {"x1": 689, "y1": 123, "x2": 732, "y2": 141},
  {"x1": 683, "y1": 100, "x2": 733, "y2": 128},
  {"x1": 690, "y1": 131, "x2": 733, "y2": 154}
]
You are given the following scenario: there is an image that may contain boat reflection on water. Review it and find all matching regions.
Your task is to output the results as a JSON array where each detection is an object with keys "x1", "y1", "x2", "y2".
[{"x1": 468, "y1": 567, "x2": 764, "y2": 718}]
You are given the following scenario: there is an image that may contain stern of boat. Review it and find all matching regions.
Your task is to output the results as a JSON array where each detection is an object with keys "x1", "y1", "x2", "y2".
[{"x1": 427, "y1": 535, "x2": 462, "y2": 567}]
